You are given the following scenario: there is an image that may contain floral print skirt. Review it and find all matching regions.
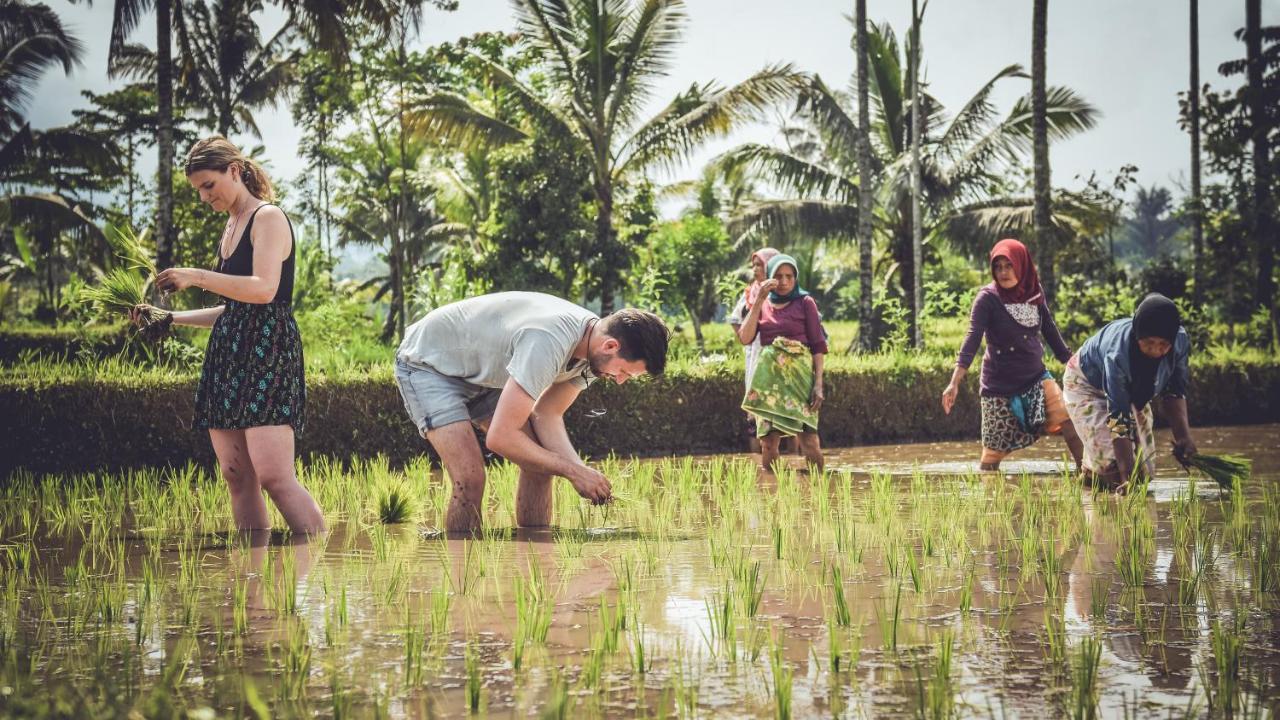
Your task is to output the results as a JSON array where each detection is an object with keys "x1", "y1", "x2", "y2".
[
  {"x1": 194, "y1": 300, "x2": 305, "y2": 434},
  {"x1": 742, "y1": 337, "x2": 817, "y2": 438},
  {"x1": 1062, "y1": 355, "x2": 1155, "y2": 476}
]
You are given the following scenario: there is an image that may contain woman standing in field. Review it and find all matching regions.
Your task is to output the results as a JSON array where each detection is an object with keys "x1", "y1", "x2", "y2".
[
  {"x1": 941, "y1": 239, "x2": 1083, "y2": 471},
  {"x1": 729, "y1": 247, "x2": 778, "y2": 451},
  {"x1": 737, "y1": 253, "x2": 827, "y2": 472},
  {"x1": 1062, "y1": 293, "x2": 1197, "y2": 492},
  {"x1": 132, "y1": 136, "x2": 324, "y2": 533}
]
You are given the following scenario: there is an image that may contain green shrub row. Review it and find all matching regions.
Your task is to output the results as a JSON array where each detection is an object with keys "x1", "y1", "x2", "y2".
[
  {"x1": 0, "y1": 324, "x2": 128, "y2": 362},
  {"x1": 3, "y1": 355, "x2": 1277, "y2": 474}
]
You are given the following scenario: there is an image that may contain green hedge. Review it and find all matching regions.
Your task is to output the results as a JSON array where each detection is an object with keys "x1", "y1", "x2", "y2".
[
  {"x1": 0, "y1": 324, "x2": 128, "y2": 362},
  {"x1": 3, "y1": 356, "x2": 1278, "y2": 474}
]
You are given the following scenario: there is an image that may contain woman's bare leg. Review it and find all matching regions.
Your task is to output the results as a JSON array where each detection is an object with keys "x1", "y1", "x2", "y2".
[
  {"x1": 760, "y1": 432, "x2": 782, "y2": 473},
  {"x1": 798, "y1": 431, "x2": 824, "y2": 472},
  {"x1": 243, "y1": 425, "x2": 325, "y2": 533},
  {"x1": 209, "y1": 429, "x2": 270, "y2": 530}
]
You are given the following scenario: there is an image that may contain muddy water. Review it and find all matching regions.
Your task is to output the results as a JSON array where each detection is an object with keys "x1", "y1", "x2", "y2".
[{"x1": 2, "y1": 424, "x2": 1278, "y2": 718}]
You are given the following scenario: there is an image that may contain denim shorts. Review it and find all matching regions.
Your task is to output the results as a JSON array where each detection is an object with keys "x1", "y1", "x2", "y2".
[{"x1": 394, "y1": 357, "x2": 501, "y2": 437}]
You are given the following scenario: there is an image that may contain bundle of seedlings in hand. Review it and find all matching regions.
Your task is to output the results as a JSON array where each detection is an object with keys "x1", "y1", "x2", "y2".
[
  {"x1": 80, "y1": 226, "x2": 171, "y2": 342},
  {"x1": 1184, "y1": 453, "x2": 1251, "y2": 491}
]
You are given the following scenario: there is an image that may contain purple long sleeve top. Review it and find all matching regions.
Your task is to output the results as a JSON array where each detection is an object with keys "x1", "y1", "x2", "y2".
[
  {"x1": 956, "y1": 285, "x2": 1071, "y2": 397},
  {"x1": 753, "y1": 295, "x2": 829, "y2": 355}
]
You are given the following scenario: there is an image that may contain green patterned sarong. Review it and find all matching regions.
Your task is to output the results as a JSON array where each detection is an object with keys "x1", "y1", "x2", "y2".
[{"x1": 742, "y1": 337, "x2": 818, "y2": 438}]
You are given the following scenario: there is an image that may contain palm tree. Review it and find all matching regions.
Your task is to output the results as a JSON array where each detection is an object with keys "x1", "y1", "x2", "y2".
[
  {"x1": 1243, "y1": 0, "x2": 1274, "y2": 333},
  {"x1": 109, "y1": 0, "x2": 297, "y2": 138},
  {"x1": 0, "y1": 0, "x2": 84, "y2": 137},
  {"x1": 406, "y1": 0, "x2": 804, "y2": 312},
  {"x1": 1031, "y1": 0, "x2": 1053, "y2": 299},
  {"x1": 73, "y1": 0, "x2": 414, "y2": 275},
  {"x1": 854, "y1": 0, "x2": 874, "y2": 351},
  {"x1": 1188, "y1": 0, "x2": 1203, "y2": 303},
  {"x1": 721, "y1": 22, "x2": 1098, "y2": 336},
  {"x1": 908, "y1": 0, "x2": 925, "y2": 347}
]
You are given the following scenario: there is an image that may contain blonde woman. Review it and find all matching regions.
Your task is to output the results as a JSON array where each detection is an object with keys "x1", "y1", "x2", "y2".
[{"x1": 132, "y1": 136, "x2": 324, "y2": 533}]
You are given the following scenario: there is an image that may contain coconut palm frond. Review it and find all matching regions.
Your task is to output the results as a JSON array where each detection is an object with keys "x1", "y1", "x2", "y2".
[
  {"x1": 727, "y1": 199, "x2": 859, "y2": 246},
  {"x1": 934, "y1": 63, "x2": 1026, "y2": 160},
  {"x1": 617, "y1": 63, "x2": 806, "y2": 176},
  {"x1": 718, "y1": 143, "x2": 858, "y2": 203},
  {"x1": 604, "y1": 0, "x2": 688, "y2": 133},
  {"x1": 404, "y1": 91, "x2": 531, "y2": 151},
  {"x1": 795, "y1": 75, "x2": 862, "y2": 164}
]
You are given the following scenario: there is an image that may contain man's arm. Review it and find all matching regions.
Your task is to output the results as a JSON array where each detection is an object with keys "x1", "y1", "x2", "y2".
[
  {"x1": 486, "y1": 378, "x2": 611, "y2": 503},
  {"x1": 530, "y1": 380, "x2": 587, "y2": 469}
]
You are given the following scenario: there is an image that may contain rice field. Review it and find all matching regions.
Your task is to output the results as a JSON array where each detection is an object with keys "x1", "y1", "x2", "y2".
[{"x1": 1, "y1": 425, "x2": 1278, "y2": 719}]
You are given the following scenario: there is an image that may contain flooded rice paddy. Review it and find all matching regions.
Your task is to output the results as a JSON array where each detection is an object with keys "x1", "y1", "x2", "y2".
[{"x1": 2, "y1": 424, "x2": 1279, "y2": 718}]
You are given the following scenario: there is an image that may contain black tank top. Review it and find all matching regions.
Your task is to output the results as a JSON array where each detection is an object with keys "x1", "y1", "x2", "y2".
[{"x1": 217, "y1": 204, "x2": 295, "y2": 304}]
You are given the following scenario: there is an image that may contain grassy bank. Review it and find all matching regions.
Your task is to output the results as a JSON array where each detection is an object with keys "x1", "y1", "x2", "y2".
[{"x1": 3, "y1": 344, "x2": 1277, "y2": 474}]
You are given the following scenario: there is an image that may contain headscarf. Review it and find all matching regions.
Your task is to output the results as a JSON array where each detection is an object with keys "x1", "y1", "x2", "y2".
[
  {"x1": 988, "y1": 239, "x2": 1044, "y2": 305},
  {"x1": 745, "y1": 247, "x2": 780, "y2": 307},
  {"x1": 1128, "y1": 293, "x2": 1181, "y2": 409},
  {"x1": 766, "y1": 254, "x2": 809, "y2": 304}
]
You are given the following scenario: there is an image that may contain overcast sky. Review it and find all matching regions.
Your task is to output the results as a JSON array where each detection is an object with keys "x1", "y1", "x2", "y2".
[{"x1": 27, "y1": 0, "x2": 1280, "y2": 214}]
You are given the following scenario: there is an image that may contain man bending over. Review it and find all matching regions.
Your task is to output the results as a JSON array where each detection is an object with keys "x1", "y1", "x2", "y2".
[{"x1": 395, "y1": 291, "x2": 670, "y2": 532}]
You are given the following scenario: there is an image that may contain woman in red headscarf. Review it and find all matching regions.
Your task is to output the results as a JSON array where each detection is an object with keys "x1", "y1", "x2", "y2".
[
  {"x1": 729, "y1": 247, "x2": 780, "y2": 450},
  {"x1": 940, "y1": 239, "x2": 1083, "y2": 471}
]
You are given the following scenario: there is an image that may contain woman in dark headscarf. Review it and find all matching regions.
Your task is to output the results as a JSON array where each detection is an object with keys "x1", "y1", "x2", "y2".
[
  {"x1": 1062, "y1": 293, "x2": 1197, "y2": 492},
  {"x1": 942, "y1": 239, "x2": 1083, "y2": 471},
  {"x1": 737, "y1": 254, "x2": 827, "y2": 472}
]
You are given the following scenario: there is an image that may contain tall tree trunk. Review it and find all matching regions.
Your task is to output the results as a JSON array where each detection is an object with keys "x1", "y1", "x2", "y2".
[
  {"x1": 392, "y1": 22, "x2": 408, "y2": 338},
  {"x1": 855, "y1": 0, "x2": 876, "y2": 352},
  {"x1": 155, "y1": 0, "x2": 175, "y2": 277},
  {"x1": 596, "y1": 183, "x2": 616, "y2": 314},
  {"x1": 126, "y1": 133, "x2": 136, "y2": 223},
  {"x1": 1032, "y1": 0, "x2": 1054, "y2": 302},
  {"x1": 1245, "y1": 0, "x2": 1275, "y2": 339},
  {"x1": 909, "y1": 0, "x2": 924, "y2": 349},
  {"x1": 1189, "y1": 0, "x2": 1204, "y2": 304}
]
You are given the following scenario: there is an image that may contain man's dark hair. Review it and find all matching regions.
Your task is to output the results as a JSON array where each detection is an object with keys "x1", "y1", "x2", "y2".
[{"x1": 600, "y1": 309, "x2": 670, "y2": 376}]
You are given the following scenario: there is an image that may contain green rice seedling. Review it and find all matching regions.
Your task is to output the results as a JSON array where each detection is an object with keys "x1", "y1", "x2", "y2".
[
  {"x1": 1254, "y1": 493, "x2": 1280, "y2": 594},
  {"x1": 278, "y1": 619, "x2": 312, "y2": 700},
  {"x1": 1043, "y1": 609, "x2": 1067, "y2": 668},
  {"x1": 1184, "y1": 453, "x2": 1251, "y2": 491},
  {"x1": 768, "y1": 630, "x2": 793, "y2": 720},
  {"x1": 465, "y1": 641, "x2": 483, "y2": 713},
  {"x1": 1201, "y1": 610, "x2": 1246, "y2": 716},
  {"x1": 1090, "y1": 581, "x2": 1109, "y2": 620},
  {"x1": 581, "y1": 634, "x2": 607, "y2": 689},
  {"x1": 1067, "y1": 635, "x2": 1102, "y2": 720},
  {"x1": 597, "y1": 596, "x2": 623, "y2": 654},
  {"x1": 1178, "y1": 530, "x2": 1216, "y2": 605},
  {"x1": 670, "y1": 637, "x2": 701, "y2": 718},
  {"x1": 541, "y1": 670, "x2": 570, "y2": 719},
  {"x1": 958, "y1": 564, "x2": 975, "y2": 615},
  {"x1": 429, "y1": 585, "x2": 452, "y2": 643},
  {"x1": 914, "y1": 630, "x2": 955, "y2": 720},
  {"x1": 280, "y1": 546, "x2": 300, "y2": 615},
  {"x1": 703, "y1": 589, "x2": 736, "y2": 659},
  {"x1": 374, "y1": 480, "x2": 417, "y2": 524},
  {"x1": 825, "y1": 616, "x2": 846, "y2": 673},
  {"x1": 629, "y1": 621, "x2": 650, "y2": 675},
  {"x1": 829, "y1": 564, "x2": 852, "y2": 628},
  {"x1": 232, "y1": 575, "x2": 250, "y2": 636},
  {"x1": 875, "y1": 583, "x2": 904, "y2": 652},
  {"x1": 403, "y1": 607, "x2": 426, "y2": 686},
  {"x1": 1040, "y1": 540, "x2": 1065, "y2": 601},
  {"x1": 734, "y1": 556, "x2": 766, "y2": 619}
]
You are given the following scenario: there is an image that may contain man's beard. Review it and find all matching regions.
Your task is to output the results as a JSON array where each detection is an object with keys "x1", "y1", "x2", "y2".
[{"x1": 588, "y1": 349, "x2": 615, "y2": 377}]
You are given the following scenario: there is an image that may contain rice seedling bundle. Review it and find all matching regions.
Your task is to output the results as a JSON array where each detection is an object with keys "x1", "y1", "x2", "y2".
[
  {"x1": 79, "y1": 226, "x2": 170, "y2": 341},
  {"x1": 1185, "y1": 453, "x2": 1251, "y2": 490}
]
